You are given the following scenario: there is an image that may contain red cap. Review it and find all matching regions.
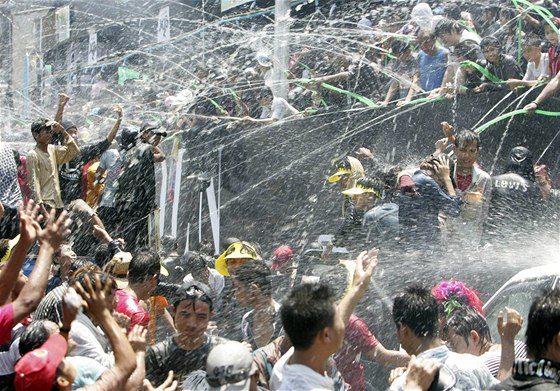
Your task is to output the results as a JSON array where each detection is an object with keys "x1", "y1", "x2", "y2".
[
  {"x1": 15, "y1": 334, "x2": 68, "y2": 391},
  {"x1": 271, "y1": 245, "x2": 294, "y2": 271}
]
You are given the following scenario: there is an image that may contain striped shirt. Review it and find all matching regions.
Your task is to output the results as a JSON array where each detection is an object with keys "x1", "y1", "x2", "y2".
[{"x1": 32, "y1": 283, "x2": 68, "y2": 325}]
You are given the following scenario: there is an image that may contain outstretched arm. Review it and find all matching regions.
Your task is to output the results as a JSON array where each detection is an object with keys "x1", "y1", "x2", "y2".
[
  {"x1": 54, "y1": 93, "x2": 70, "y2": 123},
  {"x1": 105, "y1": 104, "x2": 123, "y2": 144}
]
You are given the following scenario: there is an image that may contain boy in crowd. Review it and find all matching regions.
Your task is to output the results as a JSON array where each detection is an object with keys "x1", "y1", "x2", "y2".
[
  {"x1": 475, "y1": 36, "x2": 523, "y2": 92},
  {"x1": 506, "y1": 36, "x2": 550, "y2": 90},
  {"x1": 379, "y1": 40, "x2": 419, "y2": 106}
]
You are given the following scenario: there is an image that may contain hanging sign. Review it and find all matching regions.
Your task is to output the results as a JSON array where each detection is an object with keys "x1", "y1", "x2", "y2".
[
  {"x1": 88, "y1": 31, "x2": 97, "y2": 65},
  {"x1": 158, "y1": 6, "x2": 170, "y2": 42}
]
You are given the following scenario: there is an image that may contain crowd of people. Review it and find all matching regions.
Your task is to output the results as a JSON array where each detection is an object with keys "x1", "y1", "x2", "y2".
[{"x1": 0, "y1": 0, "x2": 560, "y2": 390}]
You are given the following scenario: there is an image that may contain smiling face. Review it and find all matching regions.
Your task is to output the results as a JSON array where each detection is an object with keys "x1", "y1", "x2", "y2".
[
  {"x1": 482, "y1": 45, "x2": 500, "y2": 65},
  {"x1": 455, "y1": 140, "x2": 479, "y2": 170}
]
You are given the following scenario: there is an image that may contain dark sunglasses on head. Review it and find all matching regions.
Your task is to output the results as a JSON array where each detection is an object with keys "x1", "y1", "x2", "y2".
[{"x1": 206, "y1": 369, "x2": 250, "y2": 388}]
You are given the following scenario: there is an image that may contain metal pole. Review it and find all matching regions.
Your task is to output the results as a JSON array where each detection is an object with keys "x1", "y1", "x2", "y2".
[
  {"x1": 217, "y1": 146, "x2": 223, "y2": 221},
  {"x1": 272, "y1": 0, "x2": 290, "y2": 99}
]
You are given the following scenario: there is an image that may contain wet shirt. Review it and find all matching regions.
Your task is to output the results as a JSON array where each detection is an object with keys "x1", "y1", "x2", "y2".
[
  {"x1": 145, "y1": 334, "x2": 228, "y2": 385},
  {"x1": 114, "y1": 289, "x2": 149, "y2": 330},
  {"x1": 547, "y1": 45, "x2": 560, "y2": 76},
  {"x1": 0, "y1": 144, "x2": 22, "y2": 208},
  {"x1": 490, "y1": 358, "x2": 560, "y2": 390},
  {"x1": 418, "y1": 48, "x2": 448, "y2": 91},
  {"x1": 26, "y1": 140, "x2": 80, "y2": 209},
  {"x1": 484, "y1": 54, "x2": 523, "y2": 90},
  {"x1": 241, "y1": 301, "x2": 283, "y2": 351},
  {"x1": 389, "y1": 345, "x2": 498, "y2": 391},
  {"x1": 524, "y1": 52, "x2": 550, "y2": 81},
  {"x1": 334, "y1": 315, "x2": 380, "y2": 391},
  {"x1": 98, "y1": 149, "x2": 122, "y2": 208}
]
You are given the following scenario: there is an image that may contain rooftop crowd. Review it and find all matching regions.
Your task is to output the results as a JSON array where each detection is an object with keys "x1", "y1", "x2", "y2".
[{"x1": 0, "y1": 0, "x2": 560, "y2": 390}]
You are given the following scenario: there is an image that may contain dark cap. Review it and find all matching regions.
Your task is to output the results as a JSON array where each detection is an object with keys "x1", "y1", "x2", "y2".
[{"x1": 31, "y1": 119, "x2": 49, "y2": 134}]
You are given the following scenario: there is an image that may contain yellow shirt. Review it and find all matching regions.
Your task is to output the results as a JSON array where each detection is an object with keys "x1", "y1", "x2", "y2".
[{"x1": 26, "y1": 139, "x2": 79, "y2": 209}]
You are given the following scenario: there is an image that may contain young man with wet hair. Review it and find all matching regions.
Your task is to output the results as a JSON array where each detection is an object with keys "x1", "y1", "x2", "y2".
[
  {"x1": 475, "y1": 36, "x2": 523, "y2": 92},
  {"x1": 26, "y1": 119, "x2": 79, "y2": 216},
  {"x1": 389, "y1": 285, "x2": 498, "y2": 390},
  {"x1": 491, "y1": 289, "x2": 560, "y2": 389},
  {"x1": 234, "y1": 260, "x2": 283, "y2": 351},
  {"x1": 506, "y1": 35, "x2": 550, "y2": 90},
  {"x1": 379, "y1": 40, "x2": 419, "y2": 106},
  {"x1": 270, "y1": 248, "x2": 378, "y2": 391},
  {"x1": 145, "y1": 283, "x2": 229, "y2": 385},
  {"x1": 115, "y1": 251, "x2": 161, "y2": 329}
]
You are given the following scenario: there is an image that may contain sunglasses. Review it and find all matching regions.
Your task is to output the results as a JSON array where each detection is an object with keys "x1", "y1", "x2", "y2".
[{"x1": 206, "y1": 368, "x2": 251, "y2": 388}]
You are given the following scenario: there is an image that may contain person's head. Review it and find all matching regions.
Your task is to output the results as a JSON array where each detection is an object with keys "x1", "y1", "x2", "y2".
[
  {"x1": 205, "y1": 341, "x2": 259, "y2": 391},
  {"x1": 392, "y1": 285, "x2": 439, "y2": 354},
  {"x1": 19, "y1": 320, "x2": 60, "y2": 356},
  {"x1": 54, "y1": 244, "x2": 77, "y2": 279},
  {"x1": 446, "y1": 308, "x2": 492, "y2": 356},
  {"x1": 94, "y1": 243, "x2": 111, "y2": 268},
  {"x1": 60, "y1": 120, "x2": 78, "y2": 140},
  {"x1": 444, "y1": 4, "x2": 462, "y2": 21},
  {"x1": 506, "y1": 146, "x2": 535, "y2": 181},
  {"x1": 499, "y1": 8, "x2": 516, "y2": 25},
  {"x1": 525, "y1": 289, "x2": 560, "y2": 361},
  {"x1": 453, "y1": 129, "x2": 480, "y2": 169},
  {"x1": 119, "y1": 127, "x2": 139, "y2": 151},
  {"x1": 522, "y1": 35, "x2": 543, "y2": 63},
  {"x1": 455, "y1": 40, "x2": 482, "y2": 72},
  {"x1": 480, "y1": 36, "x2": 502, "y2": 65},
  {"x1": 391, "y1": 40, "x2": 412, "y2": 61},
  {"x1": 434, "y1": 19, "x2": 464, "y2": 47},
  {"x1": 341, "y1": 176, "x2": 383, "y2": 211},
  {"x1": 271, "y1": 245, "x2": 294, "y2": 273},
  {"x1": 419, "y1": 153, "x2": 455, "y2": 188},
  {"x1": 71, "y1": 272, "x2": 117, "y2": 313},
  {"x1": 160, "y1": 235, "x2": 179, "y2": 256},
  {"x1": 215, "y1": 241, "x2": 259, "y2": 277},
  {"x1": 543, "y1": 21, "x2": 559, "y2": 46},
  {"x1": 127, "y1": 251, "x2": 161, "y2": 299},
  {"x1": 281, "y1": 282, "x2": 345, "y2": 355},
  {"x1": 256, "y1": 88, "x2": 273, "y2": 107},
  {"x1": 328, "y1": 156, "x2": 365, "y2": 190},
  {"x1": 30, "y1": 119, "x2": 53, "y2": 145},
  {"x1": 417, "y1": 30, "x2": 437, "y2": 54},
  {"x1": 172, "y1": 284, "x2": 214, "y2": 344},
  {"x1": 14, "y1": 334, "x2": 69, "y2": 391},
  {"x1": 233, "y1": 260, "x2": 272, "y2": 308},
  {"x1": 483, "y1": 5, "x2": 499, "y2": 22},
  {"x1": 140, "y1": 121, "x2": 166, "y2": 146}
]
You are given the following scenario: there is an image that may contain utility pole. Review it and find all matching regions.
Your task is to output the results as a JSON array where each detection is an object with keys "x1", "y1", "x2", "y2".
[{"x1": 272, "y1": 0, "x2": 290, "y2": 99}]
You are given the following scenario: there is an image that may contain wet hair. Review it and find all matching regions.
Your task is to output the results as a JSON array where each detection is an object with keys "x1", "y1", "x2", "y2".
[
  {"x1": 183, "y1": 252, "x2": 207, "y2": 274},
  {"x1": 160, "y1": 235, "x2": 178, "y2": 254},
  {"x1": 94, "y1": 243, "x2": 111, "y2": 268},
  {"x1": 128, "y1": 251, "x2": 160, "y2": 284},
  {"x1": 222, "y1": 237, "x2": 241, "y2": 252},
  {"x1": 446, "y1": 308, "x2": 492, "y2": 348},
  {"x1": 173, "y1": 283, "x2": 213, "y2": 311},
  {"x1": 391, "y1": 40, "x2": 411, "y2": 55},
  {"x1": 256, "y1": 88, "x2": 273, "y2": 101},
  {"x1": 455, "y1": 40, "x2": 482, "y2": 62},
  {"x1": 454, "y1": 129, "x2": 481, "y2": 150},
  {"x1": 71, "y1": 271, "x2": 117, "y2": 293},
  {"x1": 444, "y1": 4, "x2": 462, "y2": 20},
  {"x1": 234, "y1": 260, "x2": 272, "y2": 297},
  {"x1": 480, "y1": 36, "x2": 502, "y2": 51},
  {"x1": 434, "y1": 19, "x2": 463, "y2": 37},
  {"x1": 281, "y1": 282, "x2": 336, "y2": 349},
  {"x1": 19, "y1": 320, "x2": 50, "y2": 355},
  {"x1": 393, "y1": 285, "x2": 439, "y2": 339},
  {"x1": 506, "y1": 146, "x2": 535, "y2": 181},
  {"x1": 523, "y1": 35, "x2": 543, "y2": 49},
  {"x1": 417, "y1": 30, "x2": 436, "y2": 42},
  {"x1": 30, "y1": 119, "x2": 49, "y2": 135},
  {"x1": 499, "y1": 8, "x2": 516, "y2": 21},
  {"x1": 525, "y1": 289, "x2": 560, "y2": 358},
  {"x1": 319, "y1": 265, "x2": 350, "y2": 302},
  {"x1": 419, "y1": 153, "x2": 456, "y2": 186}
]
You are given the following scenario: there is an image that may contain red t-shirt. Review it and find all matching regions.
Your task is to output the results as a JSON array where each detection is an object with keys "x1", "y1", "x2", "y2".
[
  {"x1": 548, "y1": 46, "x2": 560, "y2": 76},
  {"x1": 0, "y1": 304, "x2": 14, "y2": 345},
  {"x1": 115, "y1": 290, "x2": 149, "y2": 330},
  {"x1": 334, "y1": 315, "x2": 380, "y2": 391},
  {"x1": 456, "y1": 173, "x2": 473, "y2": 192}
]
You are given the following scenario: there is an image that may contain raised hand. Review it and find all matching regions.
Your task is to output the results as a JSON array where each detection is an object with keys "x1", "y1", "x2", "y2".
[
  {"x1": 18, "y1": 200, "x2": 43, "y2": 247},
  {"x1": 404, "y1": 355, "x2": 439, "y2": 391},
  {"x1": 113, "y1": 104, "x2": 123, "y2": 118},
  {"x1": 352, "y1": 247, "x2": 379, "y2": 292},
  {"x1": 128, "y1": 324, "x2": 147, "y2": 353},
  {"x1": 58, "y1": 93, "x2": 70, "y2": 106},
  {"x1": 37, "y1": 209, "x2": 71, "y2": 250},
  {"x1": 143, "y1": 371, "x2": 178, "y2": 391},
  {"x1": 497, "y1": 306, "x2": 523, "y2": 342},
  {"x1": 73, "y1": 274, "x2": 114, "y2": 322}
]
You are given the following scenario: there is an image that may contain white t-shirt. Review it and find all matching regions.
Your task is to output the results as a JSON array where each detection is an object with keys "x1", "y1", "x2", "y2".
[
  {"x1": 270, "y1": 347, "x2": 334, "y2": 391},
  {"x1": 523, "y1": 52, "x2": 550, "y2": 81}
]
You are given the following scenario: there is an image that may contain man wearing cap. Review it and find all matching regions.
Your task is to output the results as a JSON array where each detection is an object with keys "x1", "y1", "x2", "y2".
[
  {"x1": 26, "y1": 118, "x2": 79, "y2": 217},
  {"x1": 54, "y1": 93, "x2": 123, "y2": 205},
  {"x1": 113, "y1": 121, "x2": 166, "y2": 251},
  {"x1": 328, "y1": 156, "x2": 365, "y2": 219},
  {"x1": 205, "y1": 341, "x2": 265, "y2": 391},
  {"x1": 145, "y1": 284, "x2": 229, "y2": 385}
]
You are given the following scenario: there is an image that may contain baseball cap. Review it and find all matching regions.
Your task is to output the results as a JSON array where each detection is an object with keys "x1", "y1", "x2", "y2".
[
  {"x1": 341, "y1": 178, "x2": 383, "y2": 197},
  {"x1": 15, "y1": 334, "x2": 67, "y2": 391},
  {"x1": 206, "y1": 341, "x2": 256, "y2": 391},
  {"x1": 103, "y1": 251, "x2": 132, "y2": 289},
  {"x1": 215, "y1": 241, "x2": 259, "y2": 277}
]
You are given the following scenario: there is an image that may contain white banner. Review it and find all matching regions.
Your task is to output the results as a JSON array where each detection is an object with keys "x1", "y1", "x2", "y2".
[
  {"x1": 55, "y1": 6, "x2": 70, "y2": 42},
  {"x1": 88, "y1": 31, "x2": 97, "y2": 65},
  {"x1": 221, "y1": 0, "x2": 253, "y2": 12},
  {"x1": 157, "y1": 6, "x2": 170, "y2": 42},
  {"x1": 206, "y1": 178, "x2": 220, "y2": 256}
]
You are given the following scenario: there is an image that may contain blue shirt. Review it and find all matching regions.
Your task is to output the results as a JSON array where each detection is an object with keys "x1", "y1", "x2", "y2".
[{"x1": 418, "y1": 48, "x2": 448, "y2": 91}]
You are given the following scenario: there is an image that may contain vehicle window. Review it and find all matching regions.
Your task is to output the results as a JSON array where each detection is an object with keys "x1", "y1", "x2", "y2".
[{"x1": 485, "y1": 277, "x2": 556, "y2": 342}]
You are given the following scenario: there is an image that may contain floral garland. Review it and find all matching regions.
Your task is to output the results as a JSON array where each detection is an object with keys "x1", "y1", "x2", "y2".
[{"x1": 431, "y1": 280, "x2": 484, "y2": 318}]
